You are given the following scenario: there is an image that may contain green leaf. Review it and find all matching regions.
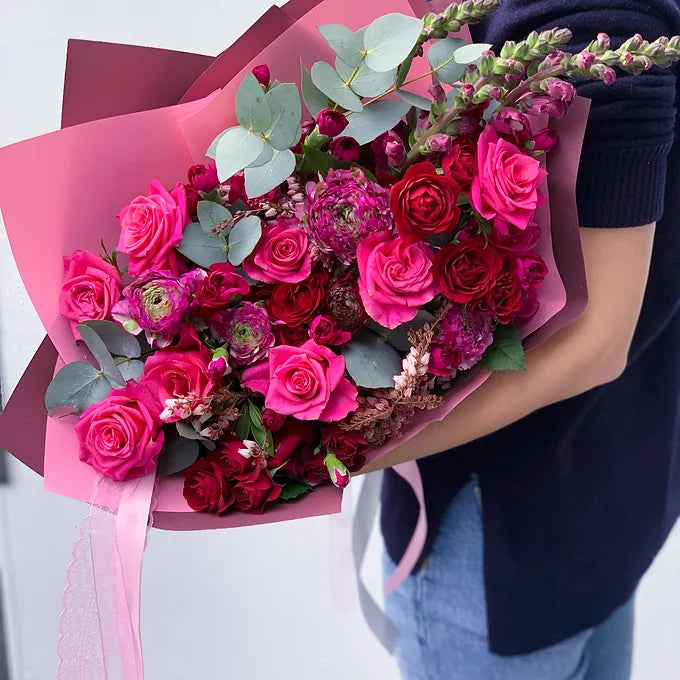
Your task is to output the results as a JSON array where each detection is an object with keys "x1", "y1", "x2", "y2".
[
  {"x1": 177, "y1": 222, "x2": 228, "y2": 268},
  {"x1": 158, "y1": 430, "x2": 200, "y2": 476},
  {"x1": 301, "y1": 62, "x2": 330, "y2": 118},
  {"x1": 244, "y1": 149, "x2": 296, "y2": 198},
  {"x1": 205, "y1": 129, "x2": 227, "y2": 160},
  {"x1": 248, "y1": 141, "x2": 274, "y2": 168},
  {"x1": 480, "y1": 324, "x2": 526, "y2": 371},
  {"x1": 454, "y1": 42, "x2": 493, "y2": 65},
  {"x1": 335, "y1": 58, "x2": 396, "y2": 98},
  {"x1": 77, "y1": 324, "x2": 125, "y2": 388},
  {"x1": 197, "y1": 200, "x2": 231, "y2": 233},
  {"x1": 427, "y1": 38, "x2": 467, "y2": 84},
  {"x1": 343, "y1": 98, "x2": 411, "y2": 145},
  {"x1": 319, "y1": 24, "x2": 364, "y2": 68},
  {"x1": 80, "y1": 320, "x2": 141, "y2": 359},
  {"x1": 363, "y1": 13, "x2": 424, "y2": 72},
  {"x1": 339, "y1": 328, "x2": 403, "y2": 388},
  {"x1": 248, "y1": 401, "x2": 267, "y2": 449},
  {"x1": 265, "y1": 83, "x2": 302, "y2": 150},
  {"x1": 45, "y1": 361, "x2": 114, "y2": 415},
  {"x1": 116, "y1": 359, "x2": 144, "y2": 382},
  {"x1": 214, "y1": 126, "x2": 265, "y2": 182},
  {"x1": 301, "y1": 145, "x2": 350, "y2": 176},
  {"x1": 234, "y1": 408, "x2": 251, "y2": 440},
  {"x1": 396, "y1": 89, "x2": 432, "y2": 111},
  {"x1": 235, "y1": 72, "x2": 272, "y2": 133},
  {"x1": 228, "y1": 215, "x2": 262, "y2": 265},
  {"x1": 311, "y1": 61, "x2": 364, "y2": 113},
  {"x1": 175, "y1": 421, "x2": 215, "y2": 445},
  {"x1": 395, "y1": 43, "x2": 421, "y2": 89},
  {"x1": 279, "y1": 481, "x2": 313, "y2": 501}
]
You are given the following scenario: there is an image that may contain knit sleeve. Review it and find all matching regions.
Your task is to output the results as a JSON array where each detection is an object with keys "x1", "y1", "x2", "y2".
[{"x1": 479, "y1": 0, "x2": 679, "y2": 227}]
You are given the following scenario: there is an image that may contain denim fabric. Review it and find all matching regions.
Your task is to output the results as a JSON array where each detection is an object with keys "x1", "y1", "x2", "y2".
[{"x1": 383, "y1": 481, "x2": 635, "y2": 680}]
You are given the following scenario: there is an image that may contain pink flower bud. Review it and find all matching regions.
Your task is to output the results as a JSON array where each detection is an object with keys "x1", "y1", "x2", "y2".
[
  {"x1": 428, "y1": 82, "x2": 446, "y2": 103},
  {"x1": 329, "y1": 136, "x2": 361, "y2": 162},
  {"x1": 325, "y1": 453, "x2": 350, "y2": 488},
  {"x1": 371, "y1": 130, "x2": 406, "y2": 168},
  {"x1": 573, "y1": 49, "x2": 596, "y2": 70},
  {"x1": 252, "y1": 64, "x2": 271, "y2": 88},
  {"x1": 427, "y1": 133, "x2": 453, "y2": 154},
  {"x1": 546, "y1": 79, "x2": 576, "y2": 104},
  {"x1": 316, "y1": 108, "x2": 349, "y2": 138},
  {"x1": 208, "y1": 348, "x2": 231, "y2": 379},
  {"x1": 532, "y1": 126, "x2": 558, "y2": 152}
]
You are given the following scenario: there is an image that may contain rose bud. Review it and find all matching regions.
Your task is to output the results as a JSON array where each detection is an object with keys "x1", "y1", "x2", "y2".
[
  {"x1": 316, "y1": 108, "x2": 349, "y2": 138},
  {"x1": 325, "y1": 453, "x2": 351, "y2": 488},
  {"x1": 262, "y1": 409, "x2": 286, "y2": 432},
  {"x1": 187, "y1": 162, "x2": 219, "y2": 193},
  {"x1": 309, "y1": 314, "x2": 352, "y2": 346},
  {"x1": 329, "y1": 136, "x2": 361, "y2": 162},
  {"x1": 252, "y1": 64, "x2": 271, "y2": 88},
  {"x1": 208, "y1": 347, "x2": 231, "y2": 379}
]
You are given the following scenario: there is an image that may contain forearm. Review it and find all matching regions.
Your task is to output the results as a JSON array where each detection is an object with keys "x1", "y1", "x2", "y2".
[{"x1": 359, "y1": 225, "x2": 655, "y2": 474}]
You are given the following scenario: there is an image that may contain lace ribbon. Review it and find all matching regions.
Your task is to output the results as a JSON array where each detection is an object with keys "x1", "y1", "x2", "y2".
[{"x1": 57, "y1": 468, "x2": 158, "y2": 679}]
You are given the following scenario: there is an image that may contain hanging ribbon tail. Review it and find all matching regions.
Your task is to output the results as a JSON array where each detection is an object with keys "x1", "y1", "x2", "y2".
[
  {"x1": 384, "y1": 460, "x2": 427, "y2": 595},
  {"x1": 352, "y1": 471, "x2": 398, "y2": 655},
  {"x1": 57, "y1": 469, "x2": 158, "y2": 680}
]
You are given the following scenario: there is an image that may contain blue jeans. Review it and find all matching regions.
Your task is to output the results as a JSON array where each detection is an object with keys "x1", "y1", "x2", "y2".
[{"x1": 383, "y1": 481, "x2": 635, "y2": 680}]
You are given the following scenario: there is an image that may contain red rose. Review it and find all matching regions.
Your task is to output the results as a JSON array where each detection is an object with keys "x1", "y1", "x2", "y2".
[
  {"x1": 233, "y1": 465, "x2": 282, "y2": 514},
  {"x1": 187, "y1": 162, "x2": 219, "y2": 193},
  {"x1": 441, "y1": 141, "x2": 477, "y2": 190},
  {"x1": 182, "y1": 458, "x2": 234, "y2": 515},
  {"x1": 196, "y1": 262, "x2": 249, "y2": 314},
  {"x1": 481, "y1": 259, "x2": 524, "y2": 324},
  {"x1": 434, "y1": 238, "x2": 503, "y2": 305},
  {"x1": 274, "y1": 323, "x2": 310, "y2": 346},
  {"x1": 208, "y1": 440, "x2": 253, "y2": 477},
  {"x1": 269, "y1": 419, "x2": 318, "y2": 480},
  {"x1": 267, "y1": 268, "x2": 329, "y2": 326},
  {"x1": 390, "y1": 162, "x2": 461, "y2": 241},
  {"x1": 514, "y1": 253, "x2": 548, "y2": 320},
  {"x1": 321, "y1": 426, "x2": 367, "y2": 472}
]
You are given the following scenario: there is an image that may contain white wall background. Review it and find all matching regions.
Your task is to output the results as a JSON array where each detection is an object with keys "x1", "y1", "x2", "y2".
[{"x1": 0, "y1": 2, "x2": 678, "y2": 679}]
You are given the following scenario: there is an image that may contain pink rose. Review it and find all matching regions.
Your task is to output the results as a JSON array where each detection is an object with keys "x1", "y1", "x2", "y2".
[
  {"x1": 357, "y1": 232, "x2": 437, "y2": 329},
  {"x1": 142, "y1": 344, "x2": 215, "y2": 422},
  {"x1": 243, "y1": 220, "x2": 312, "y2": 284},
  {"x1": 241, "y1": 339, "x2": 358, "y2": 422},
  {"x1": 117, "y1": 179, "x2": 188, "y2": 277},
  {"x1": 75, "y1": 382, "x2": 164, "y2": 482},
  {"x1": 59, "y1": 250, "x2": 123, "y2": 336},
  {"x1": 470, "y1": 127, "x2": 547, "y2": 231}
]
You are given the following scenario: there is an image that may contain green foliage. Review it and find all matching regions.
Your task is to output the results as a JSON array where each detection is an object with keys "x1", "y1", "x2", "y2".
[
  {"x1": 264, "y1": 83, "x2": 302, "y2": 150},
  {"x1": 235, "y1": 72, "x2": 272, "y2": 133},
  {"x1": 301, "y1": 62, "x2": 330, "y2": 117},
  {"x1": 427, "y1": 37, "x2": 467, "y2": 83},
  {"x1": 279, "y1": 481, "x2": 313, "y2": 501},
  {"x1": 480, "y1": 324, "x2": 526, "y2": 371},
  {"x1": 45, "y1": 361, "x2": 115, "y2": 415},
  {"x1": 363, "y1": 13, "x2": 424, "y2": 72},
  {"x1": 158, "y1": 430, "x2": 200, "y2": 476},
  {"x1": 197, "y1": 200, "x2": 231, "y2": 234},
  {"x1": 227, "y1": 215, "x2": 262, "y2": 266},
  {"x1": 339, "y1": 328, "x2": 403, "y2": 388},
  {"x1": 79, "y1": 320, "x2": 141, "y2": 359},
  {"x1": 311, "y1": 61, "x2": 364, "y2": 112},
  {"x1": 343, "y1": 98, "x2": 411, "y2": 145},
  {"x1": 214, "y1": 126, "x2": 265, "y2": 182},
  {"x1": 244, "y1": 149, "x2": 296, "y2": 198},
  {"x1": 77, "y1": 324, "x2": 126, "y2": 388},
  {"x1": 177, "y1": 221, "x2": 228, "y2": 268},
  {"x1": 335, "y1": 58, "x2": 396, "y2": 98},
  {"x1": 319, "y1": 24, "x2": 364, "y2": 67},
  {"x1": 397, "y1": 89, "x2": 432, "y2": 111}
]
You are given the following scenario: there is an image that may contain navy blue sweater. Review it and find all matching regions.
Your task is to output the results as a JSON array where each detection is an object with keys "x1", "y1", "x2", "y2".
[{"x1": 381, "y1": 0, "x2": 680, "y2": 656}]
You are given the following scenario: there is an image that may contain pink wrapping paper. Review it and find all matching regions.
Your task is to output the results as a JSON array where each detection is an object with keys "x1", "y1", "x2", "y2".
[{"x1": 0, "y1": 0, "x2": 589, "y2": 530}]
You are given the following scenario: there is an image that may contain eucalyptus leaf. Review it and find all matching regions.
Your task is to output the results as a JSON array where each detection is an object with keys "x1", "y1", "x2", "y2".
[
  {"x1": 363, "y1": 14, "x2": 424, "y2": 72},
  {"x1": 158, "y1": 431, "x2": 200, "y2": 476},
  {"x1": 335, "y1": 58, "x2": 396, "y2": 98},
  {"x1": 480, "y1": 324, "x2": 526, "y2": 371},
  {"x1": 228, "y1": 215, "x2": 263, "y2": 265},
  {"x1": 339, "y1": 328, "x2": 403, "y2": 388},
  {"x1": 301, "y1": 62, "x2": 330, "y2": 117},
  {"x1": 319, "y1": 24, "x2": 364, "y2": 68},
  {"x1": 396, "y1": 89, "x2": 432, "y2": 111},
  {"x1": 116, "y1": 358, "x2": 145, "y2": 382},
  {"x1": 383, "y1": 311, "x2": 436, "y2": 351},
  {"x1": 311, "y1": 61, "x2": 363, "y2": 113},
  {"x1": 454, "y1": 42, "x2": 493, "y2": 65},
  {"x1": 427, "y1": 38, "x2": 467, "y2": 84},
  {"x1": 265, "y1": 83, "x2": 302, "y2": 150},
  {"x1": 177, "y1": 221, "x2": 228, "y2": 268},
  {"x1": 235, "y1": 72, "x2": 272, "y2": 133},
  {"x1": 175, "y1": 421, "x2": 208, "y2": 442},
  {"x1": 77, "y1": 324, "x2": 125, "y2": 387},
  {"x1": 248, "y1": 140, "x2": 274, "y2": 169},
  {"x1": 80, "y1": 320, "x2": 141, "y2": 359},
  {"x1": 483, "y1": 98, "x2": 503, "y2": 121},
  {"x1": 206, "y1": 129, "x2": 227, "y2": 160},
  {"x1": 279, "y1": 481, "x2": 313, "y2": 501},
  {"x1": 45, "y1": 361, "x2": 114, "y2": 415},
  {"x1": 214, "y1": 126, "x2": 265, "y2": 182},
  {"x1": 197, "y1": 201, "x2": 231, "y2": 233},
  {"x1": 245, "y1": 148, "x2": 296, "y2": 198},
  {"x1": 343, "y1": 98, "x2": 411, "y2": 145}
]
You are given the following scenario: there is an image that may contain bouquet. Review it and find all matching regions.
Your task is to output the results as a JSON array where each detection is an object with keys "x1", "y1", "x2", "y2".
[{"x1": 1, "y1": 0, "x2": 677, "y2": 675}]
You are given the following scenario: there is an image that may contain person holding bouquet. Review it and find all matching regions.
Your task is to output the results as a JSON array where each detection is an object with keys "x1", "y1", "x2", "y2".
[{"x1": 374, "y1": 0, "x2": 680, "y2": 678}]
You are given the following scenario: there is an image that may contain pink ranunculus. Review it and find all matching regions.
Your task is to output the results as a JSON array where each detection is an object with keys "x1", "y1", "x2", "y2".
[
  {"x1": 117, "y1": 179, "x2": 188, "y2": 276},
  {"x1": 356, "y1": 232, "x2": 437, "y2": 330},
  {"x1": 59, "y1": 250, "x2": 123, "y2": 337},
  {"x1": 470, "y1": 126, "x2": 547, "y2": 231},
  {"x1": 75, "y1": 382, "x2": 164, "y2": 482},
  {"x1": 243, "y1": 220, "x2": 312, "y2": 284},
  {"x1": 241, "y1": 339, "x2": 358, "y2": 422},
  {"x1": 142, "y1": 344, "x2": 215, "y2": 422}
]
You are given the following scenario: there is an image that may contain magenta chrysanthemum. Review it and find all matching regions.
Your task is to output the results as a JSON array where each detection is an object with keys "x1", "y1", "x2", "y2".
[
  {"x1": 431, "y1": 305, "x2": 494, "y2": 376},
  {"x1": 213, "y1": 302, "x2": 275, "y2": 366},
  {"x1": 304, "y1": 168, "x2": 394, "y2": 265}
]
